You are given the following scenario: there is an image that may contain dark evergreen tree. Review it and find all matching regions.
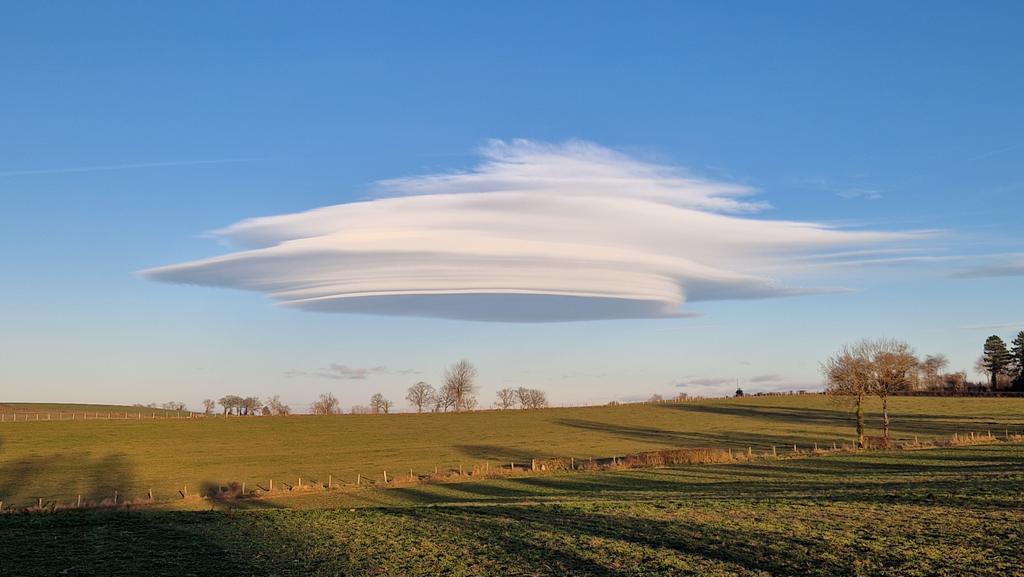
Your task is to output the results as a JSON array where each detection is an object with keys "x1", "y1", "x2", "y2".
[
  {"x1": 982, "y1": 335, "x2": 1012, "y2": 389},
  {"x1": 1010, "y1": 331, "x2": 1024, "y2": 389}
]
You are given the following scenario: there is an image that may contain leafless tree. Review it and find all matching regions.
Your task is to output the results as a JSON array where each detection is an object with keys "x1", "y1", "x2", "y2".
[
  {"x1": 241, "y1": 396, "x2": 262, "y2": 416},
  {"x1": 648, "y1": 394, "x2": 664, "y2": 403},
  {"x1": 432, "y1": 385, "x2": 455, "y2": 412},
  {"x1": 370, "y1": 393, "x2": 393, "y2": 414},
  {"x1": 311, "y1": 392, "x2": 340, "y2": 415},
  {"x1": 515, "y1": 386, "x2": 531, "y2": 408},
  {"x1": 495, "y1": 388, "x2": 517, "y2": 409},
  {"x1": 161, "y1": 401, "x2": 187, "y2": 412},
  {"x1": 202, "y1": 399, "x2": 216, "y2": 415},
  {"x1": 406, "y1": 382, "x2": 435, "y2": 413},
  {"x1": 443, "y1": 360, "x2": 478, "y2": 412},
  {"x1": 515, "y1": 387, "x2": 548, "y2": 409},
  {"x1": 822, "y1": 341, "x2": 875, "y2": 448},
  {"x1": 918, "y1": 354, "x2": 948, "y2": 390},
  {"x1": 350, "y1": 404, "x2": 371, "y2": 414},
  {"x1": 525, "y1": 389, "x2": 548, "y2": 409},
  {"x1": 869, "y1": 339, "x2": 918, "y2": 441},
  {"x1": 266, "y1": 395, "x2": 291, "y2": 416}
]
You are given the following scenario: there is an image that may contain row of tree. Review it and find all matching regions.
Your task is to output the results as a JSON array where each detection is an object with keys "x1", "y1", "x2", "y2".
[
  {"x1": 823, "y1": 333, "x2": 1024, "y2": 447},
  {"x1": 197, "y1": 395, "x2": 292, "y2": 416},
  {"x1": 405, "y1": 360, "x2": 480, "y2": 412},
  {"x1": 187, "y1": 360, "x2": 551, "y2": 417},
  {"x1": 495, "y1": 387, "x2": 549, "y2": 409}
]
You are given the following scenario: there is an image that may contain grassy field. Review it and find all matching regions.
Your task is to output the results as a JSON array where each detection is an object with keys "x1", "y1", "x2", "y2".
[
  {"x1": 1, "y1": 395, "x2": 1022, "y2": 505},
  {"x1": 2, "y1": 443, "x2": 1021, "y2": 576}
]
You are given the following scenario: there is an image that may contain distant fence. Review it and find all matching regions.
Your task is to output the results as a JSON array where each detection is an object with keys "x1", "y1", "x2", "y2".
[{"x1": 0, "y1": 411, "x2": 198, "y2": 422}]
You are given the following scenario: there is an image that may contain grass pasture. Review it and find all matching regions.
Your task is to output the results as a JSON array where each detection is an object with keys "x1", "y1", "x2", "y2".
[
  {"x1": 1, "y1": 395, "x2": 1022, "y2": 506},
  {"x1": 2, "y1": 443, "x2": 1022, "y2": 576}
]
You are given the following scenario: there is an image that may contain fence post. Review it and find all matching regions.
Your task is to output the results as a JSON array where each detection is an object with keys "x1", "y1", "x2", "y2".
[
  {"x1": 328, "y1": 474, "x2": 332, "y2": 488},
  {"x1": 772, "y1": 445, "x2": 777, "y2": 457},
  {"x1": 77, "y1": 495, "x2": 82, "y2": 507},
  {"x1": 357, "y1": 474, "x2": 361, "y2": 486},
  {"x1": 383, "y1": 470, "x2": 388, "y2": 483},
  {"x1": 148, "y1": 489, "x2": 153, "y2": 501}
]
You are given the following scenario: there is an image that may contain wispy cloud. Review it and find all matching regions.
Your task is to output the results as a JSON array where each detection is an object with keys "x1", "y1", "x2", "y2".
[
  {"x1": 0, "y1": 158, "x2": 256, "y2": 178},
  {"x1": 950, "y1": 254, "x2": 1024, "y2": 279},
  {"x1": 143, "y1": 139, "x2": 928, "y2": 322},
  {"x1": 677, "y1": 377, "x2": 735, "y2": 387},
  {"x1": 749, "y1": 374, "x2": 783, "y2": 383},
  {"x1": 837, "y1": 189, "x2": 882, "y2": 200},
  {"x1": 285, "y1": 364, "x2": 388, "y2": 380},
  {"x1": 960, "y1": 323, "x2": 1024, "y2": 331}
]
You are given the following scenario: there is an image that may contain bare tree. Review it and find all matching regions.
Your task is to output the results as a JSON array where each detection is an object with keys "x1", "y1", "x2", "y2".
[
  {"x1": 350, "y1": 404, "x2": 372, "y2": 414},
  {"x1": 406, "y1": 382, "x2": 435, "y2": 413},
  {"x1": 161, "y1": 401, "x2": 187, "y2": 411},
  {"x1": 918, "y1": 354, "x2": 948, "y2": 390},
  {"x1": 266, "y1": 395, "x2": 291, "y2": 416},
  {"x1": 443, "y1": 360, "x2": 478, "y2": 412},
  {"x1": 495, "y1": 388, "x2": 517, "y2": 409},
  {"x1": 241, "y1": 396, "x2": 262, "y2": 416},
  {"x1": 525, "y1": 389, "x2": 548, "y2": 409},
  {"x1": 648, "y1": 394, "x2": 664, "y2": 403},
  {"x1": 869, "y1": 339, "x2": 918, "y2": 441},
  {"x1": 311, "y1": 392, "x2": 340, "y2": 415},
  {"x1": 202, "y1": 399, "x2": 216, "y2": 415},
  {"x1": 432, "y1": 385, "x2": 455, "y2": 412},
  {"x1": 370, "y1": 393, "x2": 393, "y2": 414},
  {"x1": 515, "y1": 386, "x2": 531, "y2": 408},
  {"x1": 822, "y1": 342, "x2": 875, "y2": 448}
]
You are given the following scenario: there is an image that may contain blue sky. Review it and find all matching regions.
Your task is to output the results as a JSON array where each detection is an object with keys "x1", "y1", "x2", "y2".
[{"x1": 2, "y1": 2, "x2": 1022, "y2": 411}]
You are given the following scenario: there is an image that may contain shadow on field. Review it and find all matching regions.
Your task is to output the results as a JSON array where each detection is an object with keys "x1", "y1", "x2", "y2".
[
  {"x1": 455, "y1": 444, "x2": 543, "y2": 464},
  {"x1": 667, "y1": 404, "x2": 1010, "y2": 437},
  {"x1": 554, "y1": 417, "x2": 842, "y2": 449},
  {"x1": 2, "y1": 445, "x2": 1021, "y2": 576},
  {"x1": 0, "y1": 451, "x2": 136, "y2": 506}
]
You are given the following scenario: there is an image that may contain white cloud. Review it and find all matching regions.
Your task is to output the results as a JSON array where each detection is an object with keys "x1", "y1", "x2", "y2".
[{"x1": 142, "y1": 139, "x2": 926, "y2": 322}]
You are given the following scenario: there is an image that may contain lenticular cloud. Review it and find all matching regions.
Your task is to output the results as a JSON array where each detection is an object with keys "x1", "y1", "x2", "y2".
[{"x1": 142, "y1": 140, "x2": 919, "y2": 321}]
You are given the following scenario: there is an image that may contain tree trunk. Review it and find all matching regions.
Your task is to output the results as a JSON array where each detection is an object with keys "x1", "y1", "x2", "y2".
[
  {"x1": 881, "y1": 395, "x2": 890, "y2": 441},
  {"x1": 855, "y1": 394, "x2": 865, "y2": 448}
]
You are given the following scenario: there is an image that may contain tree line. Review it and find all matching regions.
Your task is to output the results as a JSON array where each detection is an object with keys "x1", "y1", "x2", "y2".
[
  {"x1": 304, "y1": 360, "x2": 549, "y2": 415},
  {"x1": 823, "y1": 332, "x2": 1024, "y2": 448}
]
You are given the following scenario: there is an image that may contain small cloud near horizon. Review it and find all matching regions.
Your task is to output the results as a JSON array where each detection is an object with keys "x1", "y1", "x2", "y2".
[
  {"x1": 748, "y1": 374, "x2": 783, "y2": 383},
  {"x1": 285, "y1": 364, "x2": 390, "y2": 380}
]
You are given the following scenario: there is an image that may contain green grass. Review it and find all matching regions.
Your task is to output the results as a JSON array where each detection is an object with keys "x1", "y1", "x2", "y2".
[
  {"x1": 1, "y1": 395, "x2": 1022, "y2": 505},
  {"x1": 2, "y1": 444, "x2": 1021, "y2": 576}
]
